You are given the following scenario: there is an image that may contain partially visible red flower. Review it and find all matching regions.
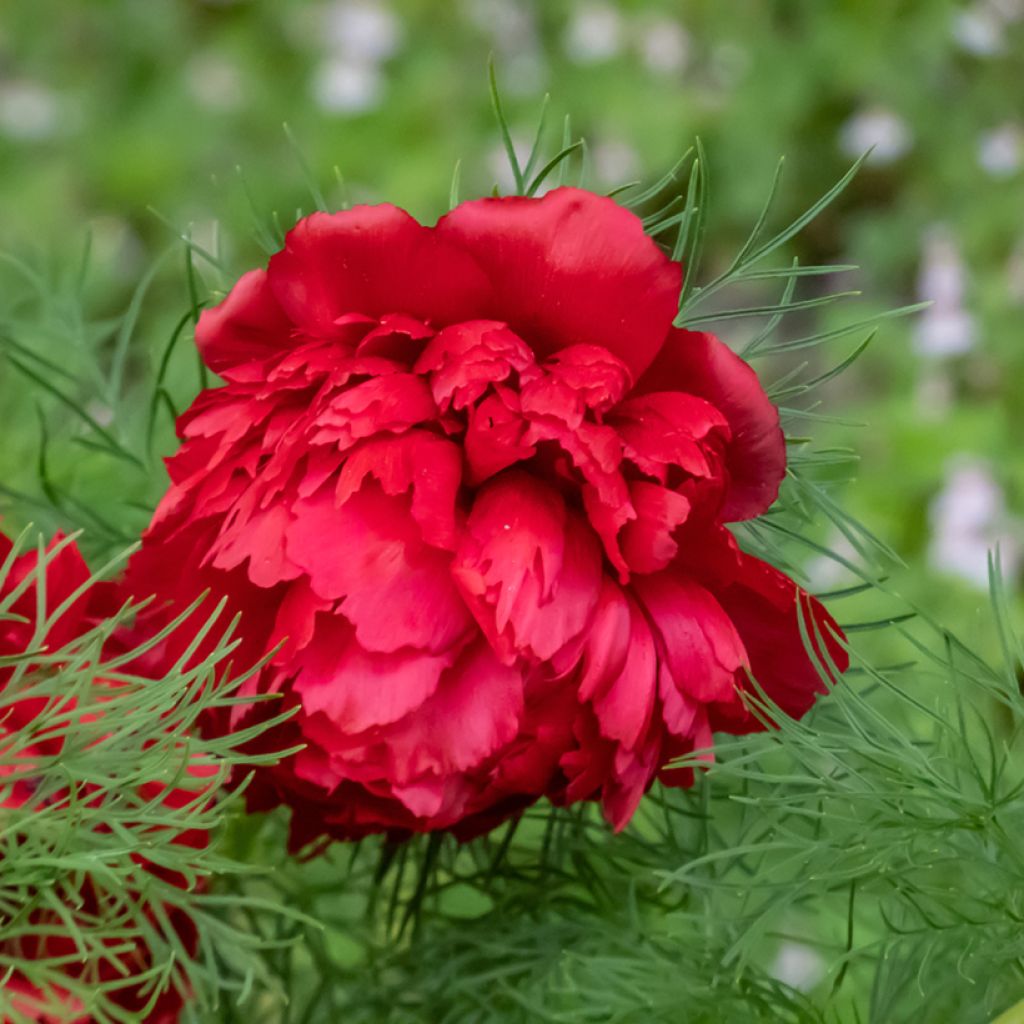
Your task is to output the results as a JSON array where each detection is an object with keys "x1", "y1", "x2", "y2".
[
  {"x1": 1, "y1": 533, "x2": 198, "y2": 1024},
  {"x1": 124, "y1": 186, "x2": 847, "y2": 848}
]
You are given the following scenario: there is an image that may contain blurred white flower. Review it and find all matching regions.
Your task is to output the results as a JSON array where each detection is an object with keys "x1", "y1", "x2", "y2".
[
  {"x1": 913, "y1": 226, "x2": 976, "y2": 358},
  {"x1": 839, "y1": 107, "x2": 912, "y2": 165},
  {"x1": 0, "y1": 79, "x2": 60, "y2": 141},
  {"x1": 1007, "y1": 237, "x2": 1024, "y2": 303},
  {"x1": 637, "y1": 17, "x2": 691, "y2": 76},
  {"x1": 914, "y1": 308, "x2": 977, "y2": 359},
  {"x1": 805, "y1": 532, "x2": 861, "y2": 593},
  {"x1": 952, "y1": 4, "x2": 1006, "y2": 55},
  {"x1": 463, "y1": 0, "x2": 547, "y2": 94},
  {"x1": 487, "y1": 136, "x2": 536, "y2": 194},
  {"x1": 185, "y1": 54, "x2": 246, "y2": 113},
  {"x1": 323, "y1": 0, "x2": 402, "y2": 61},
  {"x1": 591, "y1": 139, "x2": 640, "y2": 187},
  {"x1": 770, "y1": 942, "x2": 826, "y2": 993},
  {"x1": 564, "y1": 3, "x2": 623, "y2": 64},
  {"x1": 312, "y1": 57, "x2": 383, "y2": 114},
  {"x1": 88, "y1": 216, "x2": 146, "y2": 281},
  {"x1": 928, "y1": 458, "x2": 1020, "y2": 588},
  {"x1": 990, "y1": 0, "x2": 1024, "y2": 20},
  {"x1": 708, "y1": 42, "x2": 750, "y2": 88},
  {"x1": 978, "y1": 123, "x2": 1023, "y2": 177}
]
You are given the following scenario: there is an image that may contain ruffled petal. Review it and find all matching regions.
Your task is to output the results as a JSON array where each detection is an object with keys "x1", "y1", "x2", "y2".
[
  {"x1": 380, "y1": 640, "x2": 524, "y2": 783},
  {"x1": 635, "y1": 329, "x2": 785, "y2": 521},
  {"x1": 437, "y1": 187, "x2": 682, "y2": 378},
  {"x1": 452, "y1": 472, "x2": 603, "y2": 664},
  {"x1": 414, "y1": 320, "x2": 535, "y2": 412},
  {"x1": 590, "y1": 590, "x2": 658, "y2": 750},
  {"x1": 334, "y1": 430, "x2": 463, "y2": 550},
  {"x1": 611, "y1": 391, "x2": 730, "y2": 483},
  {"x1": 286, "y1": 485, "x2": 473, "y2": 654},
  {"x1": 618, "y1": 482, "x2": 691, "y2": 576},
  {"x1": 268, "y1": 205, "x2": 492, "y2": 336},
  {"x1": 292, "y1": 616, "x2": 457, "y2": 733},
  {"x1": 632, "y1": 571, "x2": 748, "y2": 706},
  {"x1": 310, "y1": 373, "x2": 437, "y2": 450},
  {"x1": 463, "y1": 389, "x2": 536, "y2": 484}
]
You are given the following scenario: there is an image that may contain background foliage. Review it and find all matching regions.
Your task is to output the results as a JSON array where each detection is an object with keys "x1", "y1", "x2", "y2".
[{"x1": 1, "y1": 2, "x2": 1022, "y2": 1021}]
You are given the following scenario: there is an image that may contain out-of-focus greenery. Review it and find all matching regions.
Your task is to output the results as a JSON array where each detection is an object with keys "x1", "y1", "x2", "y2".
[{"x1": 2, "y1": 0, "x2": 1021, "y2": 623}]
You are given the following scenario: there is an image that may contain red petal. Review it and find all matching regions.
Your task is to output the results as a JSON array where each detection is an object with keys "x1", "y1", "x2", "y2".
[
  {"x1": 618, "y1": 482, "x2": 691, "y2": 575},
  {"x1": 286, "y1": 485, "x2": 473, "y2": 654},
  {"x1": 611, "y1": 391, "x2": 729, "y2": 483},
  {"x1": 209, "y1": 502, "x2": 302, "y2": 588},
  {"x1": 1, "y1": 533, "x2": 92, "y2": 661},
  {"x1": 414, "y1": 320, "x2": 535, "y2": 412},
  {"x1": 335, "y1": 431, "x2": 463, "y2": 550},
  {"x1": 195, "y1": 269, "x2": 294, "y2": 377},
  {"x1": 576, "y1": 579, "x2": 632, "y2": 703},
  {"x1": 268, "y1": 206, "x2": 492, "y2": 336},
  {"x1": 293, "y1": 617, "x2": 457, "y2": 733},
  {"x1": 437, "y1": 187, "x2": 681, "y2": 378},
  {"x1": 635, "y1": 329, "x2": 785, "y2": 521},
  {"x1": 310, "y1": 373, "x2": 437, "y2": 450},
  {"x1": 452, "y1": 472, "x2": 603, "y2": 664},
  {"x1": 710, "y1": 551, "x2": 848, "y2": 731},
  {"x1": 463, "y1": 390, "x2": 536, "y2": 484},
  {"x1": 591, "y1": 591, "x2": 658, "y2": 750},
  {"x1": 632, "y1": 572, "x2": 747, "y2": 706},
  {"x1": 381, "y1": 641, "x2": 524, "y2": 783}
]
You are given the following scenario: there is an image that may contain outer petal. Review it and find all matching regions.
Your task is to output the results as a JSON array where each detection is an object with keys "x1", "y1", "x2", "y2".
[
  {"x1": 0, "y1": 533, "x2": 92, "y2": 661},
  {"x1": 268, "y1": 206, "x2": 492, "y2": 336},
  {"x1": 437, "y1": 187, "x2": 682, "y2": 378},
  {"x1": 194, "y1": 269, "x2": 294, "y2": 376},
  {"x1": 635, "y1": 329, "x2": 786, "y2": 521},
  {"x1": 709, "y1": 551, "x2": 848, "y2": 731}
]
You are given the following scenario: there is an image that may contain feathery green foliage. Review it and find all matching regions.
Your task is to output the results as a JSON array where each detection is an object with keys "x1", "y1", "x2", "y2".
[{"x1": 0, "y1": 536, "x2": 298, "y2": 1022}]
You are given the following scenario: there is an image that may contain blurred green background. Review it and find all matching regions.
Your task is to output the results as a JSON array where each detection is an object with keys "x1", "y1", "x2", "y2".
[
  {"x1": 2, "y1": 0, "x2": 1022, "y2": 632},
  {"x1": 2, "y1": 2, "x2": 1024, "y2": 1019}
]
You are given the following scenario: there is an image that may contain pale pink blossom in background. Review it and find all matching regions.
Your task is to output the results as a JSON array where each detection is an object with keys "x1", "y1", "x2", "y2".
[
  {"x1": 913, "y1": 226, "x2": 976, "y2": 360},
  {"x1": 636, "y1": 16, "x2": 691, "y2": 76},
  {"x1": 953, "y1": 3, "x2": 1007, "y2": 54},
  {"x1": 310, "y1": 1, "x2": 404, "y2": 116},
  {"x1": 839, "y1": 107, "x2": 912, "y2": 165},
  {"x1": 771, "y1": 943, "x2": 827, "y2": 993},
  {"x1": 564, "y1": 2, "x2": 624, "y2": 64},
  {"x1": 0, "y1": 79, "x2": 61, "y2": 141},
  {"x1": 928, "y1": 458, "x2": 1021, "y2": 588},
  {"x1": 978, "y1": 123, "x2": 1023, "y2": 178},
  {"x1": 185, "y1": 54, "x2": 247, "y2": 113}
]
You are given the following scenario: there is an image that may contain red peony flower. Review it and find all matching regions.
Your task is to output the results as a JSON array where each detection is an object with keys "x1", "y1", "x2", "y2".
[
  {"x1": 1, "y1": 533, "x2": 197, "y2": 1024},
  {"x1": 125, "y1": 187, "x2": 847, "y2": 847}
]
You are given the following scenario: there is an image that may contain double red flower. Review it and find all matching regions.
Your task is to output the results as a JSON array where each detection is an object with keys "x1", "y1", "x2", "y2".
[
  {"x1": 1, "y1": 534, "x2": 196, "y2": 1023},
  {"x1": 126, "y1": 187, "x2": 847, "y2": 846}
]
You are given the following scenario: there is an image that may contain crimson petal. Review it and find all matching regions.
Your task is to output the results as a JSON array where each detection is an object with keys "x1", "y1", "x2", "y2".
[
  {"x1": 437, "y1": 187, "x2": 682, "y2": 378},
  {"x1": 636, "y1": 328, "x2": 786, "y2": 521},
  {"x1": 268, "y1": 205, "x2": 492, "y2": 336},
  {"x1": 195, "y1": 269, "x2": 294, "y2": 377}
]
